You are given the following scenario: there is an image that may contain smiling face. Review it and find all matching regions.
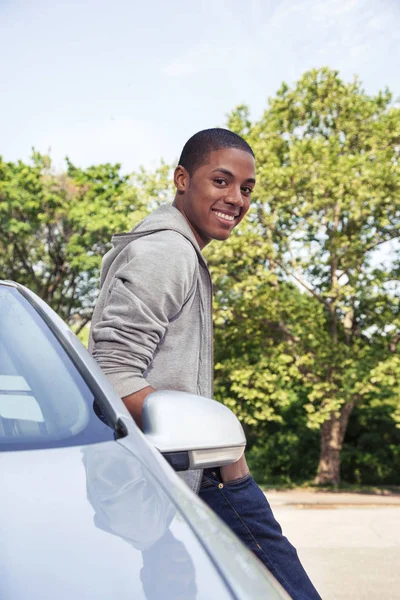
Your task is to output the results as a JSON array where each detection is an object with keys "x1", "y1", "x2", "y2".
[{"x1": 173, "y1": 147, "x2": 256, "y2": 249}]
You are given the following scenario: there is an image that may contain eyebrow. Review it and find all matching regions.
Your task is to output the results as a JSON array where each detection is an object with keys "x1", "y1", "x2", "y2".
[{"x1": 211, "y1": 168, "x2": 256, "y2": 184}]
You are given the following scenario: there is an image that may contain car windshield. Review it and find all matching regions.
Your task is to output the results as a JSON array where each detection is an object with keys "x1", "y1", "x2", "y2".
[{"x1": 0, "y1": 286, "x2": 114, "y2": 450}]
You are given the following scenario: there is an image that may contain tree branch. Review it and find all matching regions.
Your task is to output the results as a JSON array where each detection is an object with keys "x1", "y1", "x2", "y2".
[
  {"x1": 365, "y1": 231, "x2": 400, "y2": 254},
  {"x1": 74, "y1": 316, "x2": 91, "y2": 336},
  {"x1": 10, "y1": 237, "x2": 41, "y2": 290},
  {"x1": 275, "y1": 259, "x2": 331, "y2": 309},
  {"x1": 389, "y1": 333, "x2": 400, "y2": 353}
]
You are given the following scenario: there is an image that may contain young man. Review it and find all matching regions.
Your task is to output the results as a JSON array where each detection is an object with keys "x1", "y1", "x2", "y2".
[{"x1": 89, "y1": 129, "x2": 321, "y2": 600}]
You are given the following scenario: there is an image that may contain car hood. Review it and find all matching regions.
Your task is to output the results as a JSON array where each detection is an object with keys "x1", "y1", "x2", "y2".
[{"x1": 0, "y1": 441, "x2": 232, "y2": 600}]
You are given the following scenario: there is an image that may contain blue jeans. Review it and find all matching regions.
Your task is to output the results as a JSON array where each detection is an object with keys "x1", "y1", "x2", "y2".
[{"x1": 199, "y1": 469, "x2": 321, "y2": 600}]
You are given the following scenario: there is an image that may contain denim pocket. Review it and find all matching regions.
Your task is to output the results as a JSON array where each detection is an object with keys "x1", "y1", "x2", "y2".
[{"x1": 199, "y1": 474, "x2": 214, "y2": 490}]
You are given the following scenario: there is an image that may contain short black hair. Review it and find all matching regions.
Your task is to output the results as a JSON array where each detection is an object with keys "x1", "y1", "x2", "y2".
[{"x1": 178, "y1": 128, "x2": 254, "y2": 175}]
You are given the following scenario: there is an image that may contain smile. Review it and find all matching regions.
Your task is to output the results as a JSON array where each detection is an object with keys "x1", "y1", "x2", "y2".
[{"x1": 212, "y1": 210, "x2": 236, "y2": 222}]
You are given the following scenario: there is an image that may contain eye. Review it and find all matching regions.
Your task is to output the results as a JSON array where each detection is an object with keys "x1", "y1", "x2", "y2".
[
  {"x1": 214, "y1": 178, "x2": 228, "y2": 187},
  {"x1": 241, "y1": 185, "x2": 253, "y2": 196}
]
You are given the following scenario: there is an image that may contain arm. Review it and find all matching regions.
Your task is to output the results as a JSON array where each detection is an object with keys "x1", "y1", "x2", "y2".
[
  {"x1": 92, "y1": 232, "x2": 197, "y2": 419},
  {"x1": 220, "y1": 455, "x2": 250, "y2": 482},
  {"x1": 122, "y1": 385, "x2": 155, "y2": 430}
]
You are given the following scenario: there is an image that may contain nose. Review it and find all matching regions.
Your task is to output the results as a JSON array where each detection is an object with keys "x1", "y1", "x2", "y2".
[{"x1": 225, "y1": 186, "x2": 243, "y2": 207}]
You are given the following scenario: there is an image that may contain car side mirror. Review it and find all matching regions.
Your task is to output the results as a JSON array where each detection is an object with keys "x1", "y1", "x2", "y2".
[{"x1": 142, "y1": 391, "x2": 246, "y2": 471}]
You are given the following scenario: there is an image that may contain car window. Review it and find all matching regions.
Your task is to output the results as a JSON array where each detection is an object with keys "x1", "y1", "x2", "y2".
[{"x1": 0, "y1": 287, "x2": 114, "y2": 450}]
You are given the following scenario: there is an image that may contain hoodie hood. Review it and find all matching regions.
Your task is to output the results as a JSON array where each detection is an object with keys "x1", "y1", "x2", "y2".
[{"x1": 100, "y1": 204, "x2": 206, "y2": 287}]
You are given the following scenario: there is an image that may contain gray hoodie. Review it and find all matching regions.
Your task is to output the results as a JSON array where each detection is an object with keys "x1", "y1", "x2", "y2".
[{"x1": 89, "y1": 204, "x2": 213, "y2": 492}]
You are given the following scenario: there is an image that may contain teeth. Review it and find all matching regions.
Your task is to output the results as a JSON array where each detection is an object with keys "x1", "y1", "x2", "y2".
[{"x1": 214, "y1": 211, "x2": 235, "y2": 222}]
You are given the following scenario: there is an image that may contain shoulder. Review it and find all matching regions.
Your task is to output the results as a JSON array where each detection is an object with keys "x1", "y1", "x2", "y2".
[
  {"x1": 128, "y1": 230, "x2": 198, "y2": 266},
  {"x1": 117, "y1": 231, "x2": 199, "y2": 290}
]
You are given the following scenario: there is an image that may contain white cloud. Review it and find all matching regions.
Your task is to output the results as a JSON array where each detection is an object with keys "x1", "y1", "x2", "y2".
[
  {"x1": 162, "y1": 41, "x2": 258, "y2": 78},
  {"x1": 162, "y1": 0, "x2": 280, "y2": 78},
  {"x1": 162, "y1": 42, "x2": 213, "y2": 77},
  {"x1": 319, "y1": 0, "x2": 360, "y2": 16}
]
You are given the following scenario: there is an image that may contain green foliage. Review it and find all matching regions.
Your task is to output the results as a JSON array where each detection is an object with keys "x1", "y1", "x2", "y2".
[
  {"x1": 245, "y1": 398, "x2": 320, "y2": 486},
  {"x1": 215, "y1": 67, "x2": 400, "y2": 483},
  {"x1": 0, "y1": 154, "x2": 150, "y2": 327},
  {"x1": 342, "y1": 399, "x2": 400, "y2": 485}
]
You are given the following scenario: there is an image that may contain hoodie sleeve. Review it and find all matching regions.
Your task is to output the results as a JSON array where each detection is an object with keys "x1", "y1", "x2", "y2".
[{"x1": 91, "y1": 230, "x2": 198, "y2": 398}]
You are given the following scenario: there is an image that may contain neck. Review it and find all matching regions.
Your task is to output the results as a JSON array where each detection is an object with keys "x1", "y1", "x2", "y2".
[{"x1": 172, "y1": 195, "x2": 208, "y2": 250}]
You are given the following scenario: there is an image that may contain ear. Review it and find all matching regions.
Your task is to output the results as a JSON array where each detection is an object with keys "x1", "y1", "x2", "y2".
[{"x1": 174, "y1": 165, "x2": 190, "y2": 194}]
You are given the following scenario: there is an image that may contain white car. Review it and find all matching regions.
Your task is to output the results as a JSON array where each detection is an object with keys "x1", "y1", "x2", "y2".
[{"x1": 0, "y1": 280, "x2": 289, "y2": 600}]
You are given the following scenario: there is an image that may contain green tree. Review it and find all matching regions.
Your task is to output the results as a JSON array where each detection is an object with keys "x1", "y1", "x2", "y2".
[
  {"x1": 0, "y1": 153, "x2": 145, "y2": 329},
  {"x1": 218, "y1": 68, "x2": 400, "y2": 484},
  {"x1": 206, "y1": 214, "x2": 322, "y2": 483}
]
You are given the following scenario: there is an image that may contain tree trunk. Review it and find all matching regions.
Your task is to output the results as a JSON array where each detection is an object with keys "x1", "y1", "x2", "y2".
[{"x1": 314, "y1": 401, "x2": 354, "y2": 485}]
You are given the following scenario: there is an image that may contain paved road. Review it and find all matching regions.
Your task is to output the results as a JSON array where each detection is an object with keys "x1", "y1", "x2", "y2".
[{"x1": 267, "y1": 491, "x2": 400, "y2": 600}]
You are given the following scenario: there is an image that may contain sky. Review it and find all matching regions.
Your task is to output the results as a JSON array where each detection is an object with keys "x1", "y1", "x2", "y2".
[{"x1": 1, "y1": 0, "x2": 399, "y2": 173}]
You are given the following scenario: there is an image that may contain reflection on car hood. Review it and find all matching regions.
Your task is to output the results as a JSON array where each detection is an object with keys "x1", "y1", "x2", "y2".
[
  {"x1": 118, "y1": 431, "x2": 289, "y2": 600},
  {"x1": 0, "y1": 441, "x2": 231, "y2": 600}
]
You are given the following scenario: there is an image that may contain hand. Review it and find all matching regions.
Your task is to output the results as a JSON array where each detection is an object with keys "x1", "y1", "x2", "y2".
[
  {"x1": 220, "y1": 454, "x2": 250, "y2": 483},
  {"x1": 122, "y1": 386, "x2": 156, "y2": 430}
]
